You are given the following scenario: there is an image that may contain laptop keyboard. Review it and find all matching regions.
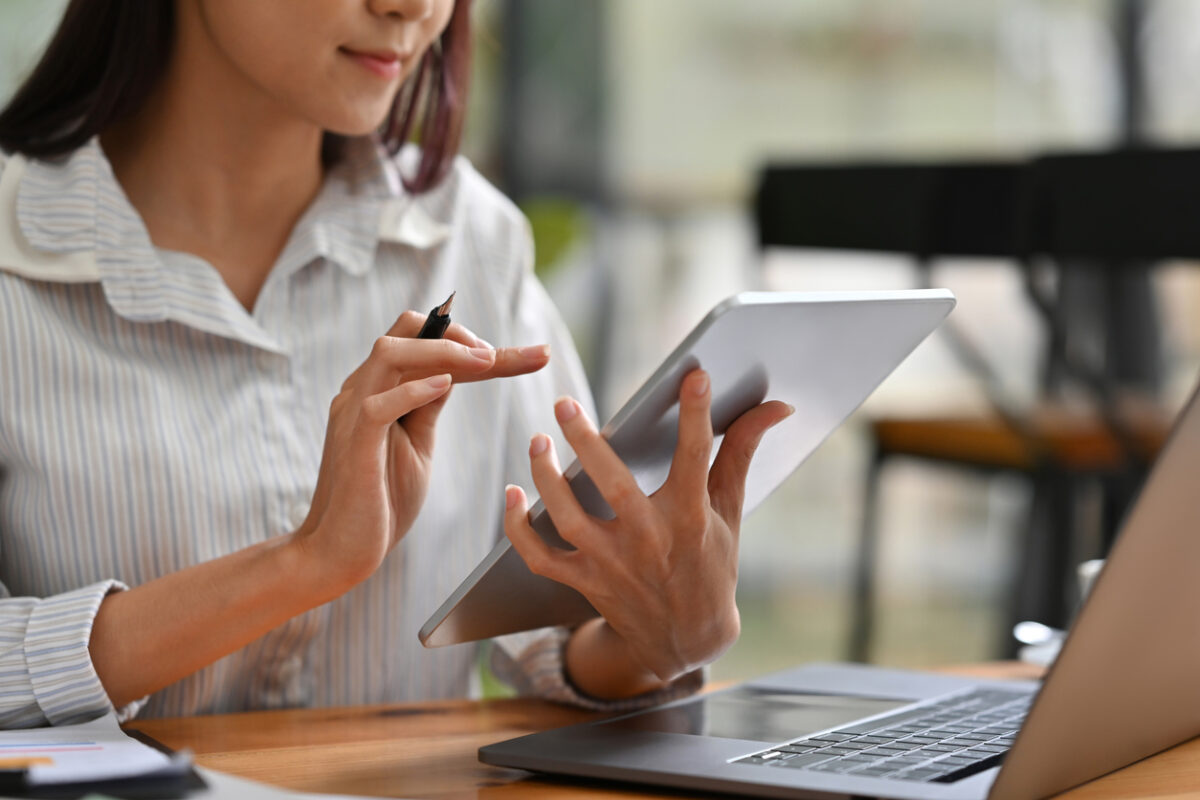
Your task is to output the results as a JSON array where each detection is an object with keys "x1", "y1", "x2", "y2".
[{"x1": 734, "y1": 687, "x2": 1032, "y2": 783}]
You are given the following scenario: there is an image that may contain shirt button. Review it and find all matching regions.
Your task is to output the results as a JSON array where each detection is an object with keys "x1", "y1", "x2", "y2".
[{"x1": 288, "y1": 501, "x2": 310, "y2": 530}]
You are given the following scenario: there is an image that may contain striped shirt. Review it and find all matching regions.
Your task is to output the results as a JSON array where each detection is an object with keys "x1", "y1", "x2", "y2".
[{"x1": 0, "y1": 137, "x2": 699, "y2": 727}]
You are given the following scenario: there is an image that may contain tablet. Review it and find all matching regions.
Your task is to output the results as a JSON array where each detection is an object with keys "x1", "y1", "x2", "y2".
[{"x1": 419, "y1": 289, "x2": 955, "y2": 647}]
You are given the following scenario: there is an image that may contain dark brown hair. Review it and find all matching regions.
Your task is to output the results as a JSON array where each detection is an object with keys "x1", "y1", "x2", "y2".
[{"x1": 0, "y1": 0, "x2": 472, "y2": 194}]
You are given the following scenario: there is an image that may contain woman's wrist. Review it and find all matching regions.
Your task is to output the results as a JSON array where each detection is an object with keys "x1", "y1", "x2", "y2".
[
  {"x1": 283, "y1": 524, "x2": 373, "y2": 605},
  {"x1": 564, "y1": 618, "x2": 674, "y2": 700}
]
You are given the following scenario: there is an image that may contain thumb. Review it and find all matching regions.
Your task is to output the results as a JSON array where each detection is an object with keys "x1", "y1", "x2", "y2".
[{"x1": 707, "y1": 401, "x2": 793, "y2": 526}]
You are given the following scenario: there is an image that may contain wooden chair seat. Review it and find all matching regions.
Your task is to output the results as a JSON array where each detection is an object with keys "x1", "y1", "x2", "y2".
[{"x1": 870, "y1": 404, "x2": 1172, "y2": 474}]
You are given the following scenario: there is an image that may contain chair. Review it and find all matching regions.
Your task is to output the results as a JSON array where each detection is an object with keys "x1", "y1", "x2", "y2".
[{"x1": 755, "y1": 150, "x2": 1198, "y2": 662}]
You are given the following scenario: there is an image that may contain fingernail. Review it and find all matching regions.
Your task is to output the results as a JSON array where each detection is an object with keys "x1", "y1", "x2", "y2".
[
  {"x1": 426, "y1": 374, "x2": 451, "y2": 389},
  {"x1": 785, "y1": 404, "x2": 796, "y2": 416},
  {"x1": 505, "y1": 485, "x2": 520, "y2": 509},
  {"x1": 520, "y1": 344, "x2": 550, "y2": 359},
  {"x1": 468, "y1": 346, "x2": 494, "y2": 362},
  {"x1": 529, "y1": 434, "x2": 549, "y2": 456},
  {"x1": 691, "y1": 372, "x2": 710, "y2": 396},
  {"x1": 554, "y1": 397, "x2": 578, "y2": 423}
]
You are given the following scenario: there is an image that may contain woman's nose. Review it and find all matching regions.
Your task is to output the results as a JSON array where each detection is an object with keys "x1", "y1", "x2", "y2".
[{"x1": 368, "y1": 0, "x2": 436, "y2": 22}]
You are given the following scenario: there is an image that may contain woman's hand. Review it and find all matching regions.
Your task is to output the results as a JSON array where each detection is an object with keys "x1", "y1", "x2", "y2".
[
  {"x1": 503, "y1": 369, "x2": 792, "y2": 693},
  {"x1": 293, "y1": 310, "x2": 550, "y2": 597}
]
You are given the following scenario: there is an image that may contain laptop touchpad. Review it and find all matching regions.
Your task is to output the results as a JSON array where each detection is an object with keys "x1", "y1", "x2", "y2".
[{"x1": 598, "y1": 686, "x2": 909, "y2": 743}]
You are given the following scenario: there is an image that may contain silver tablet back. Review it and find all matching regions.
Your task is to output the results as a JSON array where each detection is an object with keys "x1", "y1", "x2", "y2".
[{"x1": 420, "y1": 290, "x2": 955, "y2": 647}]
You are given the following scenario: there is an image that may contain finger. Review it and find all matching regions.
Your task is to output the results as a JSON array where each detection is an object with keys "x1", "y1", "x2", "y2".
[
  {"x1": 528, "y1": 433, "x2": 598, "y2": 548},
  {"x1": 456, "y1": 344, "x2": 551, "y2": 383},
  {"x1": 664, "y1": 370, "x2": 714, "y2": 499},
  {"x1": 708, "y1": 401, "x2": 794, "y2": 526},
  {"x1": 360, "y1": 374, "x2": 452, "y2": 427},
  {"x1": 361, "y1": 336, "x2": 495, "y2": 390},
  {"x1": 443, "y1": 322, "x2": 491, "y2": 349},
  {"x1": 385, "y1": 310, "x2": 426, "y2": 338},
  {"x1": 398, "y1": 385, "x2": 453, "y2": 459},
  {"x1": 504, "y1": 484, "x2": 581, "y2": 587},
  {"x1": 553, "y1": 397, "x2": 651, "y2": 519},
  {"x1": 379, "y1": 344, "x2": 550, "y2": 385},
  {"x1": 385, "y1": 310, "x2": 491, "y2": 348}
]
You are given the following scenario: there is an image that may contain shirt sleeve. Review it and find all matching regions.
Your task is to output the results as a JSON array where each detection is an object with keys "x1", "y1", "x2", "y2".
[
  {"x1": 0, "y1": 580, "x2": 148, "y2": 728},
  {"x1": 486, "y1": 223, "x2": 703, "y2": 711}
]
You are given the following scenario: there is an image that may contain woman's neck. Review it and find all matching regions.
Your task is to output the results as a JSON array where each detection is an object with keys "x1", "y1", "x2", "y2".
[{"x1": 100, "y1": 10, "x2": 326, "y2": 312}]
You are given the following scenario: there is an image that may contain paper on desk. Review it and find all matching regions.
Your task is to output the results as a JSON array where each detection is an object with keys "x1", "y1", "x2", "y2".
[
  {"x1": 0, "y1": 712, "x2": 189, "y2": 786},
  {"x1": 187, "y1": 767, "x2": 399, "y2": 799}
]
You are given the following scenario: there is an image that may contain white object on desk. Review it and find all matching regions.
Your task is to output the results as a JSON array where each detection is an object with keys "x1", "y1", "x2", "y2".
[
  {"x1": 0, "y1": 712, "x2": 189, "y2": 786},
  {"x1": 191, "y1": 766, "x2": 399, "y2": 799}
]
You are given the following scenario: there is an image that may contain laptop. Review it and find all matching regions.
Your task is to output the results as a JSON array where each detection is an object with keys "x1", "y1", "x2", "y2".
[{"x1": 480, "y1": 379, "x2": 1200, "y2": 799}]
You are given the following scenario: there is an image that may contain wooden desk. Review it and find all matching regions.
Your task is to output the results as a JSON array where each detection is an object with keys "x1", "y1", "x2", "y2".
[{"x1": 124, "y1": 663, "x2": 1196, "y2": 799}]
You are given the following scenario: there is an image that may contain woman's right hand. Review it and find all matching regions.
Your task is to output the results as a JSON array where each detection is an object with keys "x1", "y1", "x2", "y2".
[{"x1": 290, "y1": 310, "x2": 550, "y2": 596}]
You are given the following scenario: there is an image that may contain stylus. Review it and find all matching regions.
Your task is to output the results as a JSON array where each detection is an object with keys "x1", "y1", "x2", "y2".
[{"x1": 397, "y1": 291, "x2": 455, "y2": 424}]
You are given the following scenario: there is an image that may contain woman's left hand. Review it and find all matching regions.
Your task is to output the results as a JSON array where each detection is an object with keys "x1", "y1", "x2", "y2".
[{"x1": 503, "y1": 368, "x2": 792, "y2": 690}]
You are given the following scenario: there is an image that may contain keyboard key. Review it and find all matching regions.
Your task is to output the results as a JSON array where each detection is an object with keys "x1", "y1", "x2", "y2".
[
  {"x1": 945, "y1": 738, "x2": 980, "y2": 748},
  {"x1": 899, "y1": 768, "x2": 942, "y2": 781},
  {"x1": 778, "y1": 744, "x2": 818, "y2": 754},
  {"x1": 854, "y1": 736, "x2": 891, "y2": 745},
  {"x1": 834, "y1": 740, "x2": 873, "y2": 750},
  {"x1": 833, "y1": 708, "x2": 934, "y2": 736},
  {"x1": 889, "y1": 740, "x2": 924, "y2": 750},
  {"x1": 964, "y1": 747, "x2": 1001, "y2": 760},
  {"x1": 775, "y1": 752, "x2": 838, "y2": 769}
]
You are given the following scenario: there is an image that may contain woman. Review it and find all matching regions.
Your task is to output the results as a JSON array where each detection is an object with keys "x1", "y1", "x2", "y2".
[{"x1": 0, "y1": 0, "x2": 790, "y2": 727}]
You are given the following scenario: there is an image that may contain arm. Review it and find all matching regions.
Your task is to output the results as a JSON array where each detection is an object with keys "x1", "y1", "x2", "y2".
[
  {"x1": 82, "y1": 314, "x2": 550, "y2": 718},
  {"x1": 90, "y1": 534, "x2": 330, "y2": 709}
]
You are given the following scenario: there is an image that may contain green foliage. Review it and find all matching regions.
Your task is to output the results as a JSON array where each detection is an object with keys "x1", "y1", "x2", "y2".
[{"x1": 520, "y1": 197, "x2": 590, "y2": 280}]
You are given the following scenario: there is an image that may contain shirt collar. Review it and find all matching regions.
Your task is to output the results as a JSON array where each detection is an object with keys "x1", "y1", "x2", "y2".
[
  {"x1": 274, "y1": 137, "x2": 452, "y2": 279},
  {"x1": 7, "y1": 137, "x2": 451, "y2": 343}
]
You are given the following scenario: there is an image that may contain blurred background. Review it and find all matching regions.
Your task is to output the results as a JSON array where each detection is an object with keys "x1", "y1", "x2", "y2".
[{"x1": 6, "y1": 0, "x2": 1200, "y2": 683}]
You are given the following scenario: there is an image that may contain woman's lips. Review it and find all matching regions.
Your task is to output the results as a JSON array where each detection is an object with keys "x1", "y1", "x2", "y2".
[{"x1": 340, "y1": 48, "x2": 403, "y2": 79}]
